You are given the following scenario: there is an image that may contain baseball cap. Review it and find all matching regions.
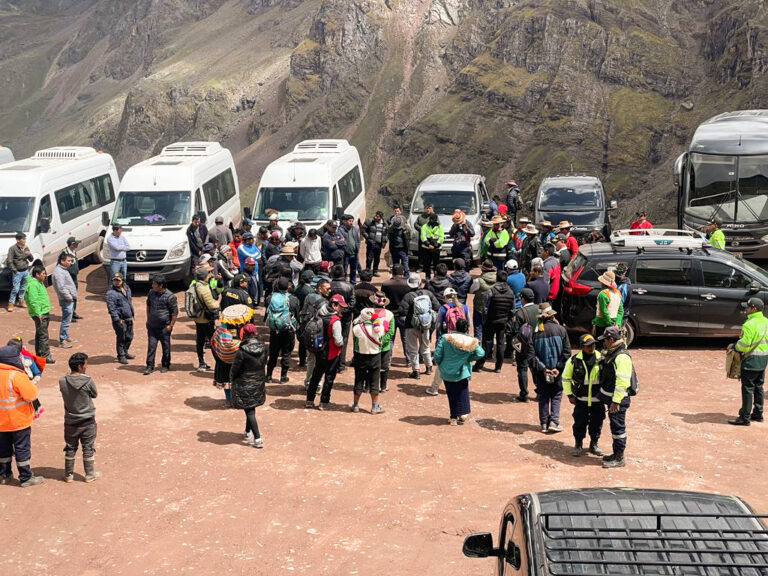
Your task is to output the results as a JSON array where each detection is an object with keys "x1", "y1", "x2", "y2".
[
  {"x1": 66, "y1": 236, "x2": 79, "y2": 245},
  {"x1": 330, "y1": 294, "x2": 348, "y2": 307},
  {"x1": 579, "y1": 334, "x2": 597, "y2": 346},
  {"x1": 505, "y1": 259, "x2": 519, "y2": 271},
  {"x1": 215, "y1": 216, "x2": 224, "y2": 224},
  {"x1": 742, "y1": 297, "x2": 765, "y2": 311},
  {"x1": 199, "y1": 254, "x2": 212, "y2": 264},
  {"x1": 244, "y1": 257, "x2": 257, "y2": 265},
  {"x1": 555, "y1": 233, "x2": 567, "y2": 242},
  {"x1": 598, "y1": 326, "x2": 622, "y2": 341},
  {"x1": 319, "y1": 261, "x2": 332, "y2": 273},
  {"x1": 203, "y1": 242, "x2": 214, "y2": 252},
  {"x1": 520, "y1": 287, "x2": 535, "y2": 302},
  {"x1": 242, "y1": 232, "x2": 254, "y2": 240},
  {"x1": 443, "y1": 287, "x2": 458, "y2": 298}
]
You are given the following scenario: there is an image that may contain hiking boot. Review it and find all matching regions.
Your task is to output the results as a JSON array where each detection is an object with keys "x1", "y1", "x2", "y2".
[
  {"x1": 371, "y1": 405, "x2": 385, "y2": 415},
  {"x1": 751, "y1": 414, "x2": 764, "y2": 422},
  {"x1": 304, "y1": 401, "x2": 314, "y2": 409},
  {"x1": 250, "y1": 438, "x2": 264, "y2": 449},
  {"x1": 425, "y1": 387, "x2": 438, "y2": 396},
  {"x1": 19, "y1": 300, "x2": 26, "y2": 309},
  {"x1": 64, "y1": 457, "x2": 75, "y2": 483},
  {"x1": 540, "y1": 424, "x2": 548, "y2": 433},
  {"x1": 571, "y1": 442, "x2": 584, "y2": 457},
  {"x1": 280, "y1": 376, "x2": 289, "y2": 383},
  {"x1": 728, "y1": 417, "x2": 751, "y2": 426},
  {"x1": 603, "y1": 455, "x2": 626, "y2": 469},
  {"x1": 20, "y1": 476, "x2": 44, "y2": 488},
  {"x1": 159, "y1": 366, "x2": 169, "y2": 373},
  {"x1": 408, "y1": 370, "x2": 420, "y2": 380},
  {"x1": 602, "y1": 452, "x2": 617, "y2": 462},
  {"x1": 589, "y1": 442, "x2": 604, "y2": 457},
  {"x1": 425, "y1": 366, "x2": 433, "y2": 376},
  {"x1": 351, "y1": 404, "x2": 360, "y2": 413},
  {"x1": 548, "y1": 422, "x2": 563, "y2": 433},
  {"x1": 0, "y1": 474, "x2": 12, "y2": 485},
  {"x1": 143, "y1": 367, "x2": 154, "y2": 376},
  {"x1": 125, "y1": 354, "x2": 136, "y2": 360},
  {"x1": 118, "y1": 357, "x2": 129, "y2": 365},
  {"x1": 6, "y1": 302, "x2": 13, "y2": 312},
  {"x1": 84, "y1": 459, "x2": 101, "y2": 483}
]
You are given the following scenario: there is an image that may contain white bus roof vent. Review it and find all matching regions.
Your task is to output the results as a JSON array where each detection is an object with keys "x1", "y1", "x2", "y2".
[
  {"x1": 160, "y1": 142, "x2": 223, "y2": 157},
  {"x1": 33, "y1": 147, "x2": 98, "y2": 160},
  {"x1": 610, "y1": 229, "x2": 709, "y2": 249},
  {"x1": 293, "y1": 140, "x2": 350, "y2": 154}
]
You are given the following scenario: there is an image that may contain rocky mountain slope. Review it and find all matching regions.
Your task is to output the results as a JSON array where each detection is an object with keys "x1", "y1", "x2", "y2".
[{"x1": 1, "y1": 0, "x2": 767, "y2": 224}]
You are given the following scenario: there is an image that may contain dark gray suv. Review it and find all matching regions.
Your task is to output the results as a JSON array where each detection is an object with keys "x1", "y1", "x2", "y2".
[{"x1": 561, "y1": 242, "x2": 768, "y2": 345}]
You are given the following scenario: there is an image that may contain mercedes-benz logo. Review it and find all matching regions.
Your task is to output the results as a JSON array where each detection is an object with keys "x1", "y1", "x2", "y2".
[{"x1": 136, "y1": 250, "x2": 147, "y2": 262}]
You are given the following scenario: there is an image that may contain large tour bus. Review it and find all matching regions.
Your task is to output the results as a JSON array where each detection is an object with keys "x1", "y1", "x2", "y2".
[
  {"x1": 0, "y1": 147, "x2": 119, "y2": 289},
  {"x1": 676, "y1": 110, "x2": 768, "y2": 259},
  {"x1": 247, "y1": 139, "x2": 366, "y2": 234},
  {"x1": 108, "y1": 142, "x2": 241, "y2": 283}
]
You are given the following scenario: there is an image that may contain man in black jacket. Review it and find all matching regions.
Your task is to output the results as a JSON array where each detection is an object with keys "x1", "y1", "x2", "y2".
[
  {"x1": 387, "y1": 211, "x2": 410, "y2": 278},
  {"x1": 526, "y1": 265, "x2": 550, "y2": 304},
  {"x1": 330, "y1": 264, "x2": 356, "y2": 370},
  {"x1": 322, "y1": 220, "x2": 346, "y2": 266},
  {"x1": 474, "y1": 270, "x2": 517, "y2": 373},
  {"x1": 447, "y1": 258, "x2": 473, "y2": 304},
  {"x1": 299, "y1": 278, "x2": 331, "y2": 389},
  {"x1": 382, "y1": 264, "x2": 412, "y2": 363},
  {"x1": 361, "y1": 211, "x2": 387, "y2": 276},
  {"x1": 425, "y1": 263, "x2": 451, "y2": 307},
  {"x1": 105, "y1": 272, "x2": 135, "y2": 364},
  {"x1": 186, "y1": 215, "x2": 208, "y2": 269},
  {"x1": 220, "y1": 274, "x2": 253, "y2": 309},
  {"x1": 512, "y1": 288, "x2": 538, "y2": 402},
  {"x1": 144, "y1": 275, "x2": 178, "y2": 375},
  {"x1": 353, "y1": 269, "x2": 377, "y2": 317}
]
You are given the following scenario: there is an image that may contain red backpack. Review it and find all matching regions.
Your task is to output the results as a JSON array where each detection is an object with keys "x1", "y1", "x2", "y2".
[{"x1": 443, "y1": 304, "x2": 466, "y2": 333}]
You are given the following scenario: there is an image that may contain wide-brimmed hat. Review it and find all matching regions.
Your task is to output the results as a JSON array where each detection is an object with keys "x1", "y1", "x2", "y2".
[
  {"x1": 506, "y1": 180, "x2": 517, "y2": 187},
  {"x1": 280, "y1": 243, "x2": 297, "y2": 256},
  {"x1": 452, "y1": 209, "x2": 465, "y2": 224},
  {"x1": 598, "y1": 270, "x2": 616, "y2": 287},
  {"x1": 540, "y1": 220, "x2": 553, "y2": 228},
  {"x1": 518, "y1": 217, "x2": 531, "y2": 225},
  {"x1": 523, "y1": 224, "x2": 538, "y2": 235},
  {"x1": 538, "y1": 302, "x2": 557, "y2": 317},
  {"x1": 490, "y1": 216, "x2": 505, "y2": 226},
  {"x1": 557, "y1": 220, "x2": 572, "y2": 229},
  {"x1": 369, "y1": 292, "x2": 390, "y2": 307},
  {"x1": 407, "y1": 273, "x2": 422, "y2": 288}
]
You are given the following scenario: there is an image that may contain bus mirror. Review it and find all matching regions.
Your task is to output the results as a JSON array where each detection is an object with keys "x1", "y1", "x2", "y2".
[
  {"x1": 674, "y1": 153, "x2": 687, "y2": 188},
  {"x1": 38, "y1": 218, "x2": 50, "y2": 234},
  {"x1": 463, "y1": 533, "x2": 497, "y2": 558},
  {"x1": 101, "y1": 211, "x2": 110, "y2": 227},
  {"x1": 243, "y1": 206, "x2": 252, "y2": 220},
  {"x1": 334, "y1": 207, "x2": 344, "y2": 221},
  {"x1": 610, "y1": 200, "x2": 618, "y2": 210}
]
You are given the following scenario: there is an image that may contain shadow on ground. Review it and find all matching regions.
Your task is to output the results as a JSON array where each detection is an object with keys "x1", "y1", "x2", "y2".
[
  {"x1": 671, "y1": 412, "x2": 733, "y2": 425},
  {"x1": 196, "y1": 430, "x2": 244, "y2": 445},
  {"x1": 185, "y1": 396, "x2": 228, "y2": 411},
  {"x1": 476, "y1": 418, "x2": 541, "y2": 435},
  {"x1": 519, "y1": 439, "x2": 602, "y2": 467},
  {"x1": 400, "y1": 415, "x2": 447, "y2": 426}
]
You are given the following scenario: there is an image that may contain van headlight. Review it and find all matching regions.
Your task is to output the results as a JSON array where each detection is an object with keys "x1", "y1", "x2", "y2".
[{"x1": 168, "y1": 242, "x2": 187, "y2": 260}]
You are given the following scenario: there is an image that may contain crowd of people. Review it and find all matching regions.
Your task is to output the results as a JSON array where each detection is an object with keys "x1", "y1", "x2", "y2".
[{"x1": 0, "y1": 196, "x2": 760, "y2": 487}]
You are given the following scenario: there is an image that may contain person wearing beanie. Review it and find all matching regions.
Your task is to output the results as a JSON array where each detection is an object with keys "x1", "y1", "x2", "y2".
[
  {"x1": 265, "y1": 277, "x2": 300, "y2": 383},
  {"x1": 469, "y1": 259, "x2": 497, "y2": 341},
  {"x1": 191, "y1": 267, "x2": 220, "y2": 372}
]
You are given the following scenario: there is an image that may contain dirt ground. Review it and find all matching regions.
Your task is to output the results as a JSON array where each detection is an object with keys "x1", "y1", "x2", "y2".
[{"x1": 1, "y1": 264, "x2": 764, "y2": 576}]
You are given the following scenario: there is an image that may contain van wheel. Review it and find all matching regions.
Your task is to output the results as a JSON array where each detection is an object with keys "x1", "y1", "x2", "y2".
[
  {"x1": 621, "y1": 320, "x2": 636, "y2": 348},
  {"x1": 90, "y1": 236, "x2": 105, "y2": 265}
]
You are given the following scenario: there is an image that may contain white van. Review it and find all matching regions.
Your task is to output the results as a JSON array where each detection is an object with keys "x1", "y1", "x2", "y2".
[
  {"x1": 407, "y1": 174, "x2": 489, "y2": 262},
  {"x1": 0, "y1": 147, "x2": 14, "y2": 166},
  {"x1": 248, "y1": 139, "x2": 366, "y2": 233},
  {"x1": 0, "y1": 147, "x2": 119, "y2": 289},
  {"x1": 109, "y1": 142, "x2": 240, "y2": 283}
]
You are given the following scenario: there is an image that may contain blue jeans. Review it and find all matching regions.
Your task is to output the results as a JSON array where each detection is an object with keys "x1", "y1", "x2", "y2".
[
  {"x1": 472, "y1": 310, "x2": 483, "y2": 340},
  {"x1": 109, "y1": 259, "x2": 127, "y2": 280},
  {"x1": 59, "y1": 299, "x2": 74, "y2": 341},
  {"x1": 344, "y1": 254, "x2": 360, "y2": 283},
  {"x1": 391, "y1": 250, "x2": 410, "y2": 278},
  {"x1": 10, "y1": 270, "x2": 28, "y2": 304}
]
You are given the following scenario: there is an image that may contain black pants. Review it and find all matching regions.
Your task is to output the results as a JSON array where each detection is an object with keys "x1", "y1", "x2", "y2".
[
  {"x1": 267, "y1": 330, "x2": 295, "y2": 378},
  {"x1": 0, "y1": 426, "x2": 32, "y2": 483},
  {"x1": 477, "y1": 324, "x2": 505, "y2": 371},
  {"x1": 515, "y1": 350, "x2": 530, "y2": 399},
  {"x1": 298, "y1": 340, "x2": 307, "y2": 366},
  {"x1": 366, "y1": 245, "x2": 382, "y2": 273},
  {"x1": 354, "y1": 353, "x2": 382, "y2": 395},
  {"x1": 113, "y1": 319, "x2": 134, "y2": 360},
  {"x1": 740, "y1": 368, "x2": 765, "y2": 421},
  {"x1": 608, "y1": 404, "x2": 628, "y2": 456},
  {"x1": 306, "y1": 354, "x2": 341, "y2": 404},
  {"x1": 146, "y1": 324, "x2": 171, "y2": 369},
  {"x1": 33, "y1": 314, "x2": 50, "y2": 360},
  {"x1": 340, "y1": 317, "x2": 352, "y2": 366},
  {"x1": 244, "y1": 407, "x2": 261, "y2": 438},
  {"x1": 195, "y1": 321, "x2": 215, "y2": 364},
  {"x1": 420, "y1": 248, "x2": 439, "y2": 279},
  {"x1": 64, "y1": 418, "x2": 97, "y2": 459},
  {"x1": 572, "y1": 401, "x2": 605, "y2": 444}
]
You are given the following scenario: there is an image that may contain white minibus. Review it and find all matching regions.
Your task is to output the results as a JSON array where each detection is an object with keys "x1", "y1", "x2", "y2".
[
  {"x1": 0, "y1": 147, "x2": 119, "y2": 288},
  {"x1": 0, "y1": 147, "x2": 14, "y2": 165},
  {"x1": 247, "y1": 139, "x2": 366, "y2": 233},
  {"x1": 109, "y1": 142, "x2": 241, "y2": 283}
]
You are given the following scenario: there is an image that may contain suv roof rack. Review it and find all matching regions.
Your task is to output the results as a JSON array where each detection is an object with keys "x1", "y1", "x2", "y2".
[
  {"x1": 610, "y1": 228, "x2": 708, "y2": 249},
  {"x1": 540, "y1": 511, "x2": 768, "y2": 576}
]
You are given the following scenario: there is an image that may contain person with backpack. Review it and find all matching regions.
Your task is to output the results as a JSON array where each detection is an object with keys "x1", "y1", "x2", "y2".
[
  {"x1": 469, "y1": 260, "x2": 497, "y2": 341},
  {"x1": 351, "y1": 308, "x2": 386, "y2": 414},
  {"x1": 447, "y1": 258, "x2": 472, "y2": 304},
  {"x1": 426, "y1": 288, "x2": 468, "y2": 396},
  {"x1": 189, "y1": 268, "x2": 220, "y2": 372},
  {"x1": 398, "y1": 273, "x2": 440, "y2": 380},
  {"x1": 474, "y1": 270, "x2": 516, "y2": 373},
  {"x1": 305, "y1": 295, "x2": 348, "y2": 410},
  {"x1": 265, "y1": 277, "x2": 300, "y2": 383},
  {"x1": 369, "y1": 293, "x2": 395, "y2": 393},
  {"x1": 563, "y1": 334, "x2": 605, "y2": 458},
  {"x1": 298, "y1": 279, "x2": 332, "y2": 391},
  {"x1": 434, "y1": 317, "x2": 485, "y2": 425},
  {"x1": 330, "y1": 264, "x2": 356, "y2": 371},
  {"x1": 511, "y1": 288, "x2": 538, "y2": 402},
  {"x1": 294, "y1": 270, "x2": 316, "y2": 367},
  {"x1": 597, "y1": 326, "x2": 635, "y2": 468},
  {"x1": 532, "y1": 303, "x2": 571, "y2": 433}
]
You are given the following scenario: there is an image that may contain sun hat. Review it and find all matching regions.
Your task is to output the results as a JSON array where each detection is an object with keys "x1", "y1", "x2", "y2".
[
  {"x1": 490, "y1": 216, "x2": 505, "y2": 225},
  {"x1": 557, "y1": 220, "x2": 572, "y2": 229},
  {"x1": 506, "y1": 180, "x2": 517, "y2": 187},
  {"x1": 598, "y1": 270, "x2": 616, "y2": 287},
  {"x1": 540, "y1": 220, "x2": 553, "y2": 228},
  {"x1": 280, "y1": 243, "x2": 296, "y2": 256},
  {"x1": 523, "y1": 224, "x2": 538, "y2": 235},
  {"x1": 518, "y1": 217, "x2": 531, "y2": 225},
  {"x1": 538, "y1": 302, "x2": 557, "y2": 317},
  {"x1": 407, "y1": 273, "x2": 422, "y2": 288}
]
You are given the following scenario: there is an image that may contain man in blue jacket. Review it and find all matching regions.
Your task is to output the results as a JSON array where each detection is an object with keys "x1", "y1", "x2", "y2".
[
  {"x1": 531, "y1": 303, "x2": 571, "y2": 433},
  {"x1": 105, "y1": 272, "x2": 135, "y2": 364}
]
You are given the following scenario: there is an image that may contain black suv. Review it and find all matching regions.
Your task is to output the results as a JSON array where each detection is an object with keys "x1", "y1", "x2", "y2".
[{"x1": 561, "y1": 242, "x2": 768, "y2": 345}]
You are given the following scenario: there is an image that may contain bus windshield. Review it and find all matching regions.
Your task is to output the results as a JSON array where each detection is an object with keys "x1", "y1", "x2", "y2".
[
  {"x1": 255, "y1": 187, "x2": 329, "y2": 220},
  {"x1": 412, "y1": 190, "x2": 477, "y2": 215},
  {"x1": 0, "y1": 197, "x2": 34, "y2": 234},
  {"x1": 685, "y1": 153, "x2": 768, "y2": 223},
  {"x1": 112, "y1": 191, "x2": 191, "y2": 226}
]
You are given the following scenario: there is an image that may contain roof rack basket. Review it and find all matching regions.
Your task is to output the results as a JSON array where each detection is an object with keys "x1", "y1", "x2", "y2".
[
  {"x1": 610, "y1": 228, "x2": 709, "y2": 249},
  {"x1": 540, "y1": 511, "x2": 768, "y2": 576}
]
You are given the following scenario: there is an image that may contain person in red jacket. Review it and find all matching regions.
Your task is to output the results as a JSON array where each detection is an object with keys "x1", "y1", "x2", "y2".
[
  {"x1": 557, "y1": 221, "x2": 579, "y2": 258},
  {"x1": 629, "y1": 211, "x2": 653, "y2": 235},
  {"x1": 305, "y1": 294, "x2": 348, "y2": 410}
]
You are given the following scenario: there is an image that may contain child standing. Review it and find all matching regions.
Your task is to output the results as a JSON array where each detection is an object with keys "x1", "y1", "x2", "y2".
[{"x1": 59, "y1": 352, "x2": 100, "y2": 483}]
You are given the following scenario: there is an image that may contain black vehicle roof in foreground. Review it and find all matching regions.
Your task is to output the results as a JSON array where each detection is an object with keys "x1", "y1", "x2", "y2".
[
  {"x1": 691, "y1": 110, "x2": 768, "y2": 156},
  {"x1": 577, "y1": 242, "x2": 738, "y2": 262},
  {"x1": 530, "y1": 488, "x2": 768, "y2": 576}
]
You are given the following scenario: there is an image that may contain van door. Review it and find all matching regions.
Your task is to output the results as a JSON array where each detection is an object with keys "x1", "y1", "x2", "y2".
[
  {"x1": 497, "y1": 505, "x2": 528, "y2": 576},
  {"x1": 698, "y1": 259, "x2": 761, "y2": 335},
  {"x1": 195, "y1": 188, "x2": 205, "y2": 220},
  {"x1": 34, "y1": 194, "x2": 58, "y2": 270},
  {"x1": 632, "y1": 257, "x2": 700, "y2": 335}
]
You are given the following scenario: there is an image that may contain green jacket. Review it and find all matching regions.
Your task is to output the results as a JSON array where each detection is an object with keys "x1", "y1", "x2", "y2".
[
  {"x1": 709, "y1": 229, "x2": 726, "y2": 250},
  {"x1": 735, "y1": 311, "x2": 768, "y2": 371},
  {"x1": 25, "y1": 277, "x2": 50, "y2": 317},
  {"x1": 434, "y1": 333, "x2": 485, "y2": 382},
  {"x1": 593, "y1": 288, "x2": 624, "y2": 327},
  {"x1": 562, "y1": 350, "x2": 602, "y2": 406},
  {"x1": 420, "y1": 223, "x2": 444, "y2": 246},
  {"x1": 482, "y1": 229, "x2": 510, "y2": 258},
  {"x1": 379, "y1": 309, "x2": 395, "y2": 352}
]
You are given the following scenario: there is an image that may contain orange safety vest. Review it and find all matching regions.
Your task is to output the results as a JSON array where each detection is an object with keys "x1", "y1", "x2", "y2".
[{"x1": 0, "y1": 366, "x2": 38, "y2": 432}]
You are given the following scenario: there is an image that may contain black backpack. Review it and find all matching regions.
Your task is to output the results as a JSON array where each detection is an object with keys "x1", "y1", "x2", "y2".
[{"x1": 302, "y1": 307, "x2": 328, "y2": 354}]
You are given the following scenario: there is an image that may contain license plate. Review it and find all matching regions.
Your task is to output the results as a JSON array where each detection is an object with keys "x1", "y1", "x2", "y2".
[{"x1": 134, "y1": 273, "x2": 150, "y2": 282}]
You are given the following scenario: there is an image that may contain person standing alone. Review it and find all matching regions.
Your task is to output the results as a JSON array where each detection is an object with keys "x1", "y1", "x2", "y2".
[
  {"x1": 107, "y1": 224, "x2": 130, "y2": 280},
  {"x1": 52, "y1": 252, "x2": 78, "y2": 349},
  {"x1": 6, "y1": 232, "x2": 32, "y2": 312},
  {"x1": 59, "y1": 352, "x2": 100, "y2": 482},
  {"x1": 531, "y1": 303, "x2": 571, "y2": 433},
  {"x1": 106, "y1": 272, "x2": 135, "y2": 364},
  {"x1": 729, "y1": 297, "x2": 768, "y2": 426},
  {"x1": 144, "y1": 275, "x2": 178, "y2": 375}
]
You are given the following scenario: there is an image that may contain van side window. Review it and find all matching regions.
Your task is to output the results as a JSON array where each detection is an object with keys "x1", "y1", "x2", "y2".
[
  {"x1": 195, "y1": 188, "x2": 204, "y2": 216},
  {"x1": 56, "y1": 182, "x2": 89, "y2": 224},
  {"x1": 636, "y1": 259, "x2": 693, "y2": 286},
  {"x1": 36, "y1": 195, "x2": 52, "y2": 236},
  {"x1": 338, "y1": 166, "x2": 363, "y2": 209},
  {"x1": 203, "y1": 168, "x2": 237, "y2": 214},
  {"x1": 95, "y1": 174, "x2": 116, "y2": 207}
]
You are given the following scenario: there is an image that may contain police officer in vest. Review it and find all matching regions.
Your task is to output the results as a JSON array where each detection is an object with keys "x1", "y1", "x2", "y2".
[
  {"x1": 562, "y1": 334, "x2": 605, "y2": 457},
  {"x1": 597, "y1": 326, "x2": 633, "y2": 469},
  {"x1": 729, "y1": 297, "x2": 768, "y2": 426}
]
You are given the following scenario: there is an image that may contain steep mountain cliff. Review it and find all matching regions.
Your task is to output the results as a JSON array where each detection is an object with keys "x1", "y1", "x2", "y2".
[{"x1": 1, "y1": 0, "x2": 767, "y2": 224}]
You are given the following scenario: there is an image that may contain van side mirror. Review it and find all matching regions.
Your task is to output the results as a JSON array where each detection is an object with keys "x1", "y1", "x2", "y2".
[
  {"x1": 38, "y1": 218, "x2": 50, "y2": 234},
  {"x1": 609, "y1": 200, "x2": 618, "y2": 210},
  {"x1": 243, "y1": 206, "x2": 252, "y2": 220},
  {"x1": 334, "y1": 206, "x2": 344, "y2": 221},
  {"x1": 749, "y1": 281, "x2": 762, "y2": 294},
  {"x1": 101, "y1": 211, "x2": 110, "y2": 227},
  {"x1": 463, "y1": 533, "x2": 498, "y2": 558}
]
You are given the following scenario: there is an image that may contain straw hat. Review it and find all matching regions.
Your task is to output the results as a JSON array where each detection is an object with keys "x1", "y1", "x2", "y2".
[
  {"x1": 598, "y1": 270, "x2": 616, "y2": 287},
  {"x1": 452, "y1": 209, "x2": 466, "y2": 224},
  {"x1": 280, "y1": 242, "x2": 297, "y2": 256},
  {"x1": 538, "y1": 302, "x2": 557, "y2": 318},
  {"x1": 557, "y1": 220, "x2": 572, "y2": 229},
  {"x1": 540, "y1": 220, "x2": 553, "y2": 228},
  {"x1": 490, "y1": 216, "x2": 505, "y2": 226},
  {"x1": 518, "y1": 217, "x2": 531, "y2": 225},
  {"x1": 523, "y1": 224, "x2": 538, "y2": 235}
]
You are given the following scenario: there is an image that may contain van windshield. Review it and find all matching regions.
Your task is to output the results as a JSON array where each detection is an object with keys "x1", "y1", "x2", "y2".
[
  {"x1": 255, "y1": 187, "x2": 329, "y2": 220},
  {"x1": 412, "y1": 191, "x2": 477, "y2": 215},
  {"x1": 0, "y1": 197, "x2": 35, "y2": 234},
  {"x1": 539, "y1": 186, "x2": 603, "y2": 211},
  {"x1": 112, "y1": 191, "x2": 191, "y2": 226}
]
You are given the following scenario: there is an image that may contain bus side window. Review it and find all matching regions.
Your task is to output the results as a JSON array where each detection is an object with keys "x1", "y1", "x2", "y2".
[{"x1": 36, "y1": 195, "x2": 52, "y2": 236}]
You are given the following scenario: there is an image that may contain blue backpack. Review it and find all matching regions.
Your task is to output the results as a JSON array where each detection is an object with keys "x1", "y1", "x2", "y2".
[{"x1": 266, "y1": 292, "x2": 296, "y2": 332}]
